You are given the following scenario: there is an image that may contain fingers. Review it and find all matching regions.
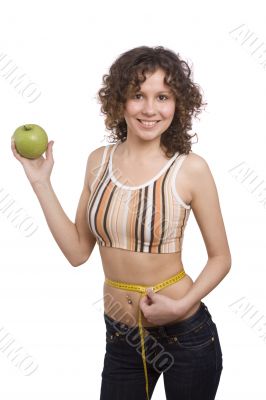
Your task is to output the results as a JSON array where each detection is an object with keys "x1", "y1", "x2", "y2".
[
  {"x1": 11, "y1": 138, "x2": 23, "y2": 162},
  {"x1": 46, "y1": 141, "x2": 54, "y2": 162},
  {"x1": 146, "y1": 288, "x2": 154, "y2": 298}
]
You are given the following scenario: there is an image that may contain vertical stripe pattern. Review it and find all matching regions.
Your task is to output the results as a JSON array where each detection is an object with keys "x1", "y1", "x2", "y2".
[{"x1": 87, "y1": 142, "x2": 191, "y2": 254}]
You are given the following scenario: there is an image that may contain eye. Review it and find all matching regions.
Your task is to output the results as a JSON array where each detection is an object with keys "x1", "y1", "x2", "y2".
[
  {"x1": 158, "y1": 95, "x2": 168, "y2": 101},
  {"x1": 133, "y1": 93, "x2": 142, "y2": 99},
  {"x1": 132, "y1": 93, "x2": 169, "y2": 101}
]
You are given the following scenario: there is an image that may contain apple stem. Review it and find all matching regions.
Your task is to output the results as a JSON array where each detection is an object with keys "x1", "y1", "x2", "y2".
[{"x1": 24, "y1": 125, "x2": 30, "y2": 130}]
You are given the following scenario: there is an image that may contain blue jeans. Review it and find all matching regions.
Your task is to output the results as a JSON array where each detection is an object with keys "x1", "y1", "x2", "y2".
[{"x1": 100, "y1": 301, "x2": 223, "y2": 399}]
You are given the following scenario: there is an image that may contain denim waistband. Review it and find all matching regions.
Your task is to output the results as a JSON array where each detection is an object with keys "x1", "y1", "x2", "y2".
[{"x1": 104, "y1": 301, "x2": 212, "y2": 337}]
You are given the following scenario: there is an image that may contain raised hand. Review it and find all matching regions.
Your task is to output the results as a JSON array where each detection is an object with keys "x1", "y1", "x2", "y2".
[{"x1": 11, "y1": 138, "x2": 55, "y2": 186}]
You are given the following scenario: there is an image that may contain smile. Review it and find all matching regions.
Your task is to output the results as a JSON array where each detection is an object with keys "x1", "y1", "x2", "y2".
[{"x1": 137, "y1": 119, "x2": 160, "y2": 128}]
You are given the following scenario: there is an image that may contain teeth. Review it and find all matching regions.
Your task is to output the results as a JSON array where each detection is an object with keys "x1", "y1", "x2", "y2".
[{"x1": 139, "y1": 120, "x2": 158, "y2": 127}]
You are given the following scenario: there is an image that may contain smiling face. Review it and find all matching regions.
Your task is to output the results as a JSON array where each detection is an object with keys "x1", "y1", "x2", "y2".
[{"x1": 123, "y1": 68, "x2": 176, "y2": 142}]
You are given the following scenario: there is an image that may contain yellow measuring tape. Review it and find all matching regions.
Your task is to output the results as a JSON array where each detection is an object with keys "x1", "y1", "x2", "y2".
[{"x1": 104, "y1": 269, "x2": 186, "y2": 400}]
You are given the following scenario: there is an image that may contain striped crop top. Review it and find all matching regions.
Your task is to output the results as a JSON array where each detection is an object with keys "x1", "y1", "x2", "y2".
[{"x1": 87, "y1": 141, "x2": 191, "y2": 254}]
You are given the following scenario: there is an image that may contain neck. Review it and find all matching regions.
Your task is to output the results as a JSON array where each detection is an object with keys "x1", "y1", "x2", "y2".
[{"x1": 119, "y1": 137, "x2": 167, "y2": 161}]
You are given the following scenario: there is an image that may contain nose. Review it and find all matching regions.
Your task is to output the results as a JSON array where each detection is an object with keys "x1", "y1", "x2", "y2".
[{"x1": 141, "y1": 99, "x2": 157, "y2": 116}]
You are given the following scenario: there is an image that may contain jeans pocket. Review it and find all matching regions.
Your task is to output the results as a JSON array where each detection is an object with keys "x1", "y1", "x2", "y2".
[{"x1": 167, "y1": 318, "x2": 215, "y2": 350}]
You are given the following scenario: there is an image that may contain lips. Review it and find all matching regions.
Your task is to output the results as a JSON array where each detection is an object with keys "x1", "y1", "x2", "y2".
[{"x1": 137, "y1": 119, "x2": 160, "y2": 128}]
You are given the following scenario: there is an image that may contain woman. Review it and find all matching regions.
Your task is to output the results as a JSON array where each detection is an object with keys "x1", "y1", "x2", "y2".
[{"x1": 11, "y1": 46, "x2": 231, "y2": 400}]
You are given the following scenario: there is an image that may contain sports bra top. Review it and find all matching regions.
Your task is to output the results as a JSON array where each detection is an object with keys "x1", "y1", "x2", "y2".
[{"x1": 87, "y1": 141, "x2": 191, "y2": 254}]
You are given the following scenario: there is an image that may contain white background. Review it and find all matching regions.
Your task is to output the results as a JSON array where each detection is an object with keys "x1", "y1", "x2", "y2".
[{"x1": 0, "y1": 0, "x2": 266, "y2": 398}]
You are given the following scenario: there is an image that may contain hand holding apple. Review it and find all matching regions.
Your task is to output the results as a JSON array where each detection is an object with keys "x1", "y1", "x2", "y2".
[
  {"x1": 11, "y1": 124, "x2": 55, "y2": 186},
  {"x1": 12, "y1": 124, "x2": 48, "y2": 159}
]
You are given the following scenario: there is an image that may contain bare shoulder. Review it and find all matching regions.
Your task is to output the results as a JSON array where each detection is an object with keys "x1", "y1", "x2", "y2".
[
  {"x1": 182, "y1": 151, "x2": 214, "y2": 188},
  {"x1": 183, "y1": 151, "x2": 210, "y2": 174},
  {"x1": 176, "y1": 151, "x2": 215, "y2": 206},
  {"x1": 89, "y1": 144, "x2": 107, "y2": 159},
  {"x1": 85, "y1": 145, "x2": 108, "y2": 190},
  {"x1": 183, "y1": 151, "x2": 219, "y2": 206}
]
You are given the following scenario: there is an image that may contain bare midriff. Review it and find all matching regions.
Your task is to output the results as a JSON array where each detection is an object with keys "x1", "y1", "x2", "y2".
[
  {"x1": 100, "y1": 245, "x2": 201, "y2": 328},
  {"x1": 89, "y1": 144, "x2": 199, "y2": 328}
]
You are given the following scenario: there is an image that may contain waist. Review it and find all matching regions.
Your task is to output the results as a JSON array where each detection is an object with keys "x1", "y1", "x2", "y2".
[
  {"x1": 104, "y1": 301, "x2": 209, "y2": 336},
  {"x1": 104, "y1": 269, "x2": 186, "y2": 294},
  {"x1": 100, "y1": 245, "x2": 183, "y2": 278}
]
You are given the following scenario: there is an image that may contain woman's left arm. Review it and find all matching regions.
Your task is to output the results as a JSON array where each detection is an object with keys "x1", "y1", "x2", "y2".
[{"x1": 175, "y1": 154, "x2": 232, "y2": 317}]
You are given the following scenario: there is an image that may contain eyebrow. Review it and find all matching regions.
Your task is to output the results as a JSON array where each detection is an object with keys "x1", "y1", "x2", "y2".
[{"x1": 135, "y1": 90, "x2": 172, "y2": 94}]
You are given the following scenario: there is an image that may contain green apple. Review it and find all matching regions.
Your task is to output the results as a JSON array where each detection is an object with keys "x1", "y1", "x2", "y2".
[{"x1": 12, "y1": 124, "x2": 48, "y2": 159}]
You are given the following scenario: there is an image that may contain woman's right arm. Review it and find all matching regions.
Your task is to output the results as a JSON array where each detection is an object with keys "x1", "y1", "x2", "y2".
[{"x1": 11, "y1": 139, "x2": 97, "y2": 267}]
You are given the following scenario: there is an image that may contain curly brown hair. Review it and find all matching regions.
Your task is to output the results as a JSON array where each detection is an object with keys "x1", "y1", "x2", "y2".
[{"x1": 97, "y1": 46, "x2": 207, "y2": 158}]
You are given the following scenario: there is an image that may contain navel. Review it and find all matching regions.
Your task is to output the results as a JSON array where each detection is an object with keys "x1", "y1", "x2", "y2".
[{"x1": 126, "y1": 294, "x2": 133, "y2": 305}]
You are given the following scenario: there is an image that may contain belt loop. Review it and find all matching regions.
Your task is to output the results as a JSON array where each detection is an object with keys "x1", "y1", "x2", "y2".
[
  {"x1": 158, "y1": 326, "x2": 168, "y2": 338},
  {"x1": 204, "y1": 305, "x2": 212, "y2": 319}
]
